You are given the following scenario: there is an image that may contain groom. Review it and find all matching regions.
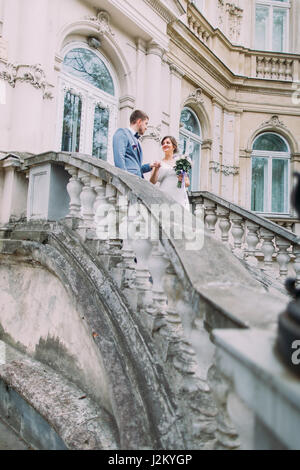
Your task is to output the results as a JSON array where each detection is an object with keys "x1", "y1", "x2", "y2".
[{"x1": 113, "y1": 109, "x2": 160, "y2": 178}]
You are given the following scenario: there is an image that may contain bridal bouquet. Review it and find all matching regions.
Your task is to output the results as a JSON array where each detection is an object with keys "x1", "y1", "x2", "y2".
[{"x1": 174, "y1": 155, "x2": 192, "y2": 189}]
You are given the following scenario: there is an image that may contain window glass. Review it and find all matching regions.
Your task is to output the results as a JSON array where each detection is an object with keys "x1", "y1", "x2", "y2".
[
  {"x1": 180, "y1": 108, "x2": 201, "y2": 136},
  {"x1": 92, "y1": 106, "x2": 109, "y2": 160},
  {"x1": 251, "y1": 157, "x2": 268, "y2": 212},
  {"x1": 61, "y1": 91, "x2": 82, "y2": 152},
  {"x1": 272, "y1": 159, "x2": 288, "y2": 212},
  {"x1": 253, "y1": 133, "x2": 288, "y2": 152},
  {"x1": 179, "y1": 108, "x2": 202, "y2": 191},
  {"x1": 273, "y1": 8, "x2": 287, "y2": 52},
  {"x1": 255, "y1": 5, "x2": 269, "y2": 50},
  {"x1": 63, "y1": 48, "x2": 115, "y2": 96}
]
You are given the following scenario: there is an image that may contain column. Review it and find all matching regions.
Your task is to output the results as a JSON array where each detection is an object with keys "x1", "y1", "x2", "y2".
[
  {"x1": 135, "y1": 38, "x2": 147, "y2": 110},
  {"x1": 142, "y1": 42, "x2": 164, "y2": 166},
  {"x1": 209, "y1": 100, "x2": 222, "y2": 195},
  {"x1": 168, "y1": 63, "x2": 184, "y2": 138},
  {"x1": 8, "y1": 0, "x2": 55, "y2": 153}
]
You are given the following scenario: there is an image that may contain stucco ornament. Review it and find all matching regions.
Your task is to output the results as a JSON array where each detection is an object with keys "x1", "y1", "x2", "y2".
[
  {"x1": 0, "y1": 61, "x2": 54, "y2": 99},
  {"x1": 259, "y1": 115, "x2": 287, "y2": 130},
  {"x1": 209, "y1": 160, "x2": 239, "y2": 176},
  {"x1": 187, "y1": 88, "x2": 204, "y2": 105},
  {"x1": 140, "y1": 125, "x2": 161, "y2": 143},
  {"x1": 85, "y1": 10, "x2": 115, "y2": 37}
]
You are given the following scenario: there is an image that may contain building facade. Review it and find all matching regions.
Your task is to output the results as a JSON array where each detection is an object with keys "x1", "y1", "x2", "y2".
[{"x1": 1, "y1": 0, "x2": 300, "y2": 222}]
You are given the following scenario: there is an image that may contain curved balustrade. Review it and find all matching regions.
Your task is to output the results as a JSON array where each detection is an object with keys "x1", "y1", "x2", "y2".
[
  {"x1": 0, "y1": 151, "x2": 286, "y2": 449},
  {"x1": 190, "y1": 191, "x2": 300, "y2": 285}
]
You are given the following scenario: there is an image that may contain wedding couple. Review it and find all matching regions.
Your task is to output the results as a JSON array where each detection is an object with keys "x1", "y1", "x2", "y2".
[{"x1": 113, "y1": 109, "x2": 190, "y2": 209}]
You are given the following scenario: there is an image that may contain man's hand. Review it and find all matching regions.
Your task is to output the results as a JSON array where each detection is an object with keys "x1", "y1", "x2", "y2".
[{"x1": 150, "y1": 161, "x2": 161, "y2": 169}]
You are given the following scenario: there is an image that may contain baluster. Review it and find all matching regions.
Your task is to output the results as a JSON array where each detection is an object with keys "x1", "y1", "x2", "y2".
[
  {"x1": 256, "y1": 56, "x2": 264, "y2": 78},
  {"x1": 65, "y1": 166, "x2": 83, "y2": 224},
  {"x1": 285, "y1": 59, "x2": 293, "y2": 81},
  {"x1": 204, "y1": 200, "x2": 217, "y2": 234},
  {"x1": 264, "y1": 57, "x2": 271, "y2": 79},
  {"x1": 128, "y1": 209, "x2": 153, "y2": 311},
  {"x1": 217, "y1": 207, "x2": 231, "y2": 244},
  {"x1": 293, "y1": 246, "x2": 300, "y2": 288},
  {"x1": 245, "y1": 222, "x2": 259, "y2": 267},
  {"x1": 229, "y1": 214, "x2": 245, "y2": 258},
  {"x1": 208, "y1": 363, "x2": 240, "y2": 450},
  {"x1": 278, "y1": 58, "x2": 286, "y2": 80},
  {"x1": 260, "y1": 228, "x2": 275, "y2": 272},
  {"x1": 271, "y1": 57, "x2": 278, "y2": 79},
  {"x1": 78, "y1": 172, "x2": 96, "y2": 239},
  {"x1": 276, "y1": 237, "x2": 291, "y2": 279}
]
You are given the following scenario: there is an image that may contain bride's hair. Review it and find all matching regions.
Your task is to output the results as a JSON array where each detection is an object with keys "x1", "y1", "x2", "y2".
[{"x1": 161, "y1": 136, "x2": 178, "y2": 154}]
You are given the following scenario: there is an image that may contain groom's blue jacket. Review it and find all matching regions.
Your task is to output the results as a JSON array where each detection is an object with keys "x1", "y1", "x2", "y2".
[{"x1": 113, "y1": 128, "x2": 151, "y2": 179}]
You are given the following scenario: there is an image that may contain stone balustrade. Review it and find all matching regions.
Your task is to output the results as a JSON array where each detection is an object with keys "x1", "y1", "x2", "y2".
[
  {"x1": 183, "y1": 3, "x2": 300, "y2": 84},
  {"x1": 255, "y1": 54, "x2": 294, "y2": 81},
  {"x1": 190, "y1": 191, "x2": 300, "y2": 285},
  {"x1": 0, "y1": 151, "x2": 290, "y2": 449}
]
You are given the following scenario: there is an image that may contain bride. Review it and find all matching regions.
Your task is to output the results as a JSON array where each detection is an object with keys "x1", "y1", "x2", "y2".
[{"x1": 150, "y1": 136, "x2": 190, "y2": 210}]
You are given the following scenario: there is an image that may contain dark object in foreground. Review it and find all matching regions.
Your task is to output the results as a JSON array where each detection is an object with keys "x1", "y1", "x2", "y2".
[
  {"x1": 277, "y1": 172, "x2": 300, "y2": 376},
  {"x1": 277, "y1": 279, "x2": 300, "y2": 377}
]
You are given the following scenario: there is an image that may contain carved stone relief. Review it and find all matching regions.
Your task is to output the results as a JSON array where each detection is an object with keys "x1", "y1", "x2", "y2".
[
  {"x1": 0, "y1": 61, "x2": 54, "y2": 99},
  {"x1": 85, "y1": 10, "x2": 115, "y2": 37}
]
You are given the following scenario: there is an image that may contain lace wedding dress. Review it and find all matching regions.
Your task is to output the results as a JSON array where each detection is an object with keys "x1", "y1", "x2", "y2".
[{"x1": 157, "y1": 160, "x2": 190, "y2": 211}]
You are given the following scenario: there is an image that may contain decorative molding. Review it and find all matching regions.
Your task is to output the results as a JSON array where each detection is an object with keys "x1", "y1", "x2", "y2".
[
  {"x1": 0, "y1": 39, "x2": 8, "y2": 62},
  {"x1": 84, "y1": 10, "x2": 115, "y2": 37},
  {"x1": 0, "y1": 61, "x2": 54, "y2": 99},
  {"x1": 119, "y1": 95, "x2": 135, "y2": 110},
  {"x1": 169, "y1": 63, "x2": 185, "y2": 78},
  {"x1": 146, "y1": 41, "x2": 165, "y2": 58},
  {"x1": 209, "y1": 160, "x2": 239, "y2": 176},
  {"x1": 259, "y1": 115, "x2": 287, "y2": 130},
  {"x1": 187, "y1": 87, "x2": 204, "y2": 105},
  {"x1": 140, "y1": 125, "x2": 162, "y2": 143},
  {"x1": 218, "y1": 1, "x2": 243, "y2": 43},
  {"x1": 143, "y1": 0, "x2": 184, "y2": 23}
]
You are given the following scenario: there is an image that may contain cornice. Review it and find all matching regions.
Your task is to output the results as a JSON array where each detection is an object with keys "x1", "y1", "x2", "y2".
[{"x1": 143, "y1": 0, "x2": 186, "y2": 23}]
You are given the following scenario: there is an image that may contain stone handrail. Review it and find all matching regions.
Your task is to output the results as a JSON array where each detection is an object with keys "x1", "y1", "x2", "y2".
[
  {"x1": 189, "y1": 191, "x2": 300, "y2": 284},
  {"x1": 1, "y1": 151, "x2": 289, "y2": 449}
]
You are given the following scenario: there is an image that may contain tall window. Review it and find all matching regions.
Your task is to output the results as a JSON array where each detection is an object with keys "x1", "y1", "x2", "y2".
[
  {"x1": 251, "y1": 133, "x2": 290, "y2": 214},
  {"x1": 179, "y1": 107, "x2": 202, "y2": 191},
  {"x1": 255, "y1": 0, "x2": 290, "y2": 52},
  {"x1": 59, "y1": 46, "x2": 117, "y2": 161}
]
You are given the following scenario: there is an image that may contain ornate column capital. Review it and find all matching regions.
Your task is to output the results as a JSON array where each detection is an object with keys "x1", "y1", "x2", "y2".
[
  {"x1": 146, "y1": 42, "x2": 165, "y2": 58},
  {"x1": 169, "y1": 63, "x2": 184, "y2": 79}
]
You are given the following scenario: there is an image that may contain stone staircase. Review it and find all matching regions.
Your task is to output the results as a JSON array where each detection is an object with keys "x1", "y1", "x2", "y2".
[{"x1": 0, "y1": 151, "x2": 291, "y2": 449}]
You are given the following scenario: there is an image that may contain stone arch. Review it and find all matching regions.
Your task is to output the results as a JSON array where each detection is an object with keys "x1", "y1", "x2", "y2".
[
  {"x1": 181, "y1": 90, "x2": 212, "y2": 141},
  {"x1": 56, "y1": 14, "x2": 133, "y2": 98},
  {"x1": 246, "y1": 115, "x2": 299, "y2": 155}
]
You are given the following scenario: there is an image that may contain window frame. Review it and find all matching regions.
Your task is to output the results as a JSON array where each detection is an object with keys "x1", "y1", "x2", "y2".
[
  {"x1": 179, "y1": 107, "x2": 202, "y2": 192},
  {"x1": 56, "y1": 43, "x2": 119, "y2": 162},
  {"x1": 254, "y1": 0, "x2": 291, "y2": 52},
  {"x1": 251, "y1": 132, "x2": 291, "y2": 215}
]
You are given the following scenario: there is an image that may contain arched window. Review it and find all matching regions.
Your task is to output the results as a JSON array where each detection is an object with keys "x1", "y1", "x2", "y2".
[
  {"x1": 58, "y1": 45, "x2": 118, "y2": 161},
  {"x1": 179, "y1": 107, "x2": 202, "y2": 191},
  {"x1": 251, "y1": 132, "x2": 290, "y2": 214}
]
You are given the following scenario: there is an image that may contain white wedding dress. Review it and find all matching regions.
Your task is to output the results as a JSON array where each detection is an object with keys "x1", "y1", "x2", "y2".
[{"x1": 157, "y1": 160, "x2": 190, "y2": 211}]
